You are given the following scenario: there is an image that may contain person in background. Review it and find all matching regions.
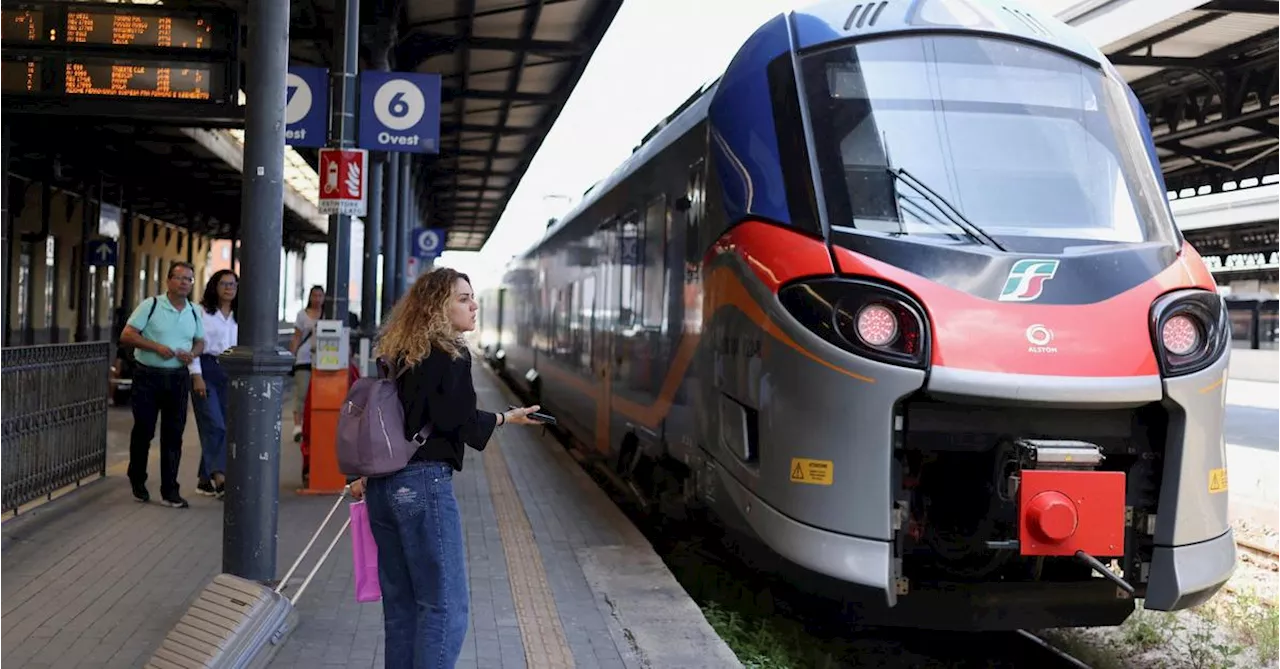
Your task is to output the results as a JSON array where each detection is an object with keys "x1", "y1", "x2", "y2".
[
  {"x1": 119, "y1": 261, "x2": 205, "y2": 509},
  {"x1": 191, "y1": 270, "x2": 238, "y2": 498},
  {"x1": 349, "y1": 267, "x2": 542, "y2": 669},
  {"x1": 289, "y1": 285, "x2": 324, "y2": 446}
]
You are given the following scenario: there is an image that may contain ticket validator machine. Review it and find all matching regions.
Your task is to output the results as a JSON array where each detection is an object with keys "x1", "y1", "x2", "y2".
[{"x1": 302, "y1": 320, "x2": 350, "y2": 494}]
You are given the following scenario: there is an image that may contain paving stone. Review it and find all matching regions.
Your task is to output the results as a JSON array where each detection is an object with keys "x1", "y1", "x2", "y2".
[{"x1": 2, "y1": 367, "x2": 729, "y2": 668}]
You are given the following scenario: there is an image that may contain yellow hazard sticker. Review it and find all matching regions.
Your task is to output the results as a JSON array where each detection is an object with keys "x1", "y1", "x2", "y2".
[
  {"x1": 790, "y1": 458, "x2": 833, "y2": 486},
  {"x1": 1208, "y1": 468, "x2": 1228, "y2": 494}
]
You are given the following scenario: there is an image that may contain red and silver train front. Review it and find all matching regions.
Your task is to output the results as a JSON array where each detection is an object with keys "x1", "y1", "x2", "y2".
[{"x1": 698, "y1": 4, "x2": 1235, "y2": 631}]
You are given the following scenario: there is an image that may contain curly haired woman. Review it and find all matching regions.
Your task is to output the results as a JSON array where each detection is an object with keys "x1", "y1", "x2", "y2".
[{"x1": 349, "y1": 266, "x2": 541, "y2": 669}]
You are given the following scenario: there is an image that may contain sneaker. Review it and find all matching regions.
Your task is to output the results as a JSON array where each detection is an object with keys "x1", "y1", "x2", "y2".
[
  {"x1": 160, "y1": 495, "x2": 189, "y2": 509},
  {"x1": 196, "y1": 479, "x2": 216, "y2": 496},
  {"x1": 215, "y1": 482, "x2": 226, "y2": 500},
  {"x1": 293, "y1": 426, "x2": 303, "y2": 443},
  {"x1": 132, "y1": 483, "x2": 150, "y2": 503}
]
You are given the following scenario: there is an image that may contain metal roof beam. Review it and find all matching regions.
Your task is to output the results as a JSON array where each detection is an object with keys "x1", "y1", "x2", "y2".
[
  {"x1": 410, "y1": 0, "x2": 573, "y2": 28},
  {"x1": 1109, "y1": 54, "x2": 1219, "y2": 67},
  {"x1": 395, "y1": 32, "x2": 581, "y2": 70},
  {"x1": 441, "y1": 123, "x2": 535, "y2": 134},
  {"x1": 438, "y1": 148, "x2": 521, "y2": 159},
  {"x1": 442, "y1": 88, "x2": 553, "y2": 103},
  {"x1": 1198, "y1": 0, "x2": 1279, "y2": 14}
]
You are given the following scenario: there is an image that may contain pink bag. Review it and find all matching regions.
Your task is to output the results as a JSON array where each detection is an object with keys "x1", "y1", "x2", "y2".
[{"x1": 349, "y1": 501, "x2": 381, "y2": 602}]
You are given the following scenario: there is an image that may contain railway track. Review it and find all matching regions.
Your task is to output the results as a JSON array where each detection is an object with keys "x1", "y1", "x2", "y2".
[
  {"x1": 1236, "y1": 535, "x2": 1279, "y2": 563},
  {"x1": 490, "y1": 365, "x2": 1095, "y2": 668}
]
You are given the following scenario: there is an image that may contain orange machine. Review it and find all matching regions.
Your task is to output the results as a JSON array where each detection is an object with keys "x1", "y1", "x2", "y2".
[{"x1": 298, "y1": 358, "x2": 359, "y2": 495}]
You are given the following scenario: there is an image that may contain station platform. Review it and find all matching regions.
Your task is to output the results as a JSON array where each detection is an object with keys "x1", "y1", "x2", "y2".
[{"x1": 1, "y1": 366, "x2": 739, "y2": 669}]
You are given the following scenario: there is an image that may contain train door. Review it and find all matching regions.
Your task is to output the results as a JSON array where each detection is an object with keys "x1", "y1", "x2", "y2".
[{"x1": 591, "y1": 218, "x2": 622, "y2": 454}]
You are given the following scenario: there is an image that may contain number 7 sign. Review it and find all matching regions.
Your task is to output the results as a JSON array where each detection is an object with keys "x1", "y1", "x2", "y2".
[{"x1": 357, "y1": 71, "x2": 441, "y2": 154}]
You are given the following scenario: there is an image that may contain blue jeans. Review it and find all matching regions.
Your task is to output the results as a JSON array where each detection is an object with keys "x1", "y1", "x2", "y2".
[
  {"x1": 191, "y1": 355, "x2": 229, "y2": 477},
  {"x1": 366, "y1": 461, "x2": 468, "y2": 669}
]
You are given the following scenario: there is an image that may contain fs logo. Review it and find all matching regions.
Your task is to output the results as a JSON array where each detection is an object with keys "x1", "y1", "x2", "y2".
[{"x1": 999, "y1": 259, "x2": 1060, "y2": 302}]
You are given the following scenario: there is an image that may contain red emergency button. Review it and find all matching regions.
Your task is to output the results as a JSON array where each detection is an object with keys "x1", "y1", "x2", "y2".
[{"x1": 1026, "y1": 491, "x2": 1078, "y2": 542}]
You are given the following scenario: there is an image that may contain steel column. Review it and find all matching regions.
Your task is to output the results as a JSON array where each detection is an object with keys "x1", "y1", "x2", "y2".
[
  {"x1": 397, "y1": 156, "x2": 411, "y2": 298},
  {"x1": 363, "y1": 159, "x2": 384, "y2": 334},
  {"x1": 120, "y1": 193, "x2": 135, "y2": 317},
  {"x1": 75, "y1": 184, "x2": 96, "y2": 342},
  {"x1": 381, "y1": 152, "x2": 400, "y2": 316},
  {"x1": 1, "y1": 122, "x2": 9, "y2": 347},
  {"x1": 324, "y1": 0, "x2": 360, "y2": 325},
  {"x1": 363, "y1": 12, "x2": 394, "y2": 335},
  {"x1": 221, "y1": 0, "x2": 293, "y2": 583}
]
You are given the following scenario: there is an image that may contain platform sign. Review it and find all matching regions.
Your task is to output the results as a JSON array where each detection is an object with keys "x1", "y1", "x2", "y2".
[
  {"x1": 357, "y1": 71, "x2": 441, "y2": 154},
  {"x1": 411, "y1": 227, "x2": 446, "y2": 260},
  {"x1": 86, "y1": 239, "x2": 117, "y2": 267},
  {"x1": 285, "y1": 66, "x2": 328, "y2": 148},
  {"x1": 317, "y1": 148, "x2": 368, "y2": 216}
]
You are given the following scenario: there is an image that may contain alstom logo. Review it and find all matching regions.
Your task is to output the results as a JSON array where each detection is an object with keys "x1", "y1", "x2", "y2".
[{"x1": 999, "y1": 259, "x2": 1060, "y2": 302}]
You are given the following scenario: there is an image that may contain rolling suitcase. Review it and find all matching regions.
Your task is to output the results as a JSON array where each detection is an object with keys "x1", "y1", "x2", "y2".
[{"x1": 144, "y1": 490, "x2": 353, "y2": 669}]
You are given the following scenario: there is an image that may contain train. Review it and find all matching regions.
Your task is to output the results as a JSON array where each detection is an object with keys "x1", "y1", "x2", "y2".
[{"x1": 476, "y1": 0, "x2": 1236, "y2": 631}]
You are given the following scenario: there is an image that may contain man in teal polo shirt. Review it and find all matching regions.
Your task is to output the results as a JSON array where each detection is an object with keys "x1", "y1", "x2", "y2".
[{"x1": 119, "y1": 261, "x2": 205, "y2": 508}]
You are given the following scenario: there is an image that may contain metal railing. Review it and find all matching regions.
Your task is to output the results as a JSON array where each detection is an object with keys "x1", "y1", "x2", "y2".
[{"x1": 2, "y1": 342, "x2": 111, "y2": 513}]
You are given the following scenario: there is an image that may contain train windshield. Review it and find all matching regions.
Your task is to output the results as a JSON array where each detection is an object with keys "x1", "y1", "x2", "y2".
[{"x1": 799, "y1": 35, "x2": 1177, "y2": 248}]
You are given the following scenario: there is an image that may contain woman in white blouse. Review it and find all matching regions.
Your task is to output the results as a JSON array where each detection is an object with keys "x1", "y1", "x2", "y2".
[
  {"x1": 288, "y1": 285, "x2": 325, "y2": 445},
  {"x1": 189, "y1": 270, "x2": 239, "y2": 498}
]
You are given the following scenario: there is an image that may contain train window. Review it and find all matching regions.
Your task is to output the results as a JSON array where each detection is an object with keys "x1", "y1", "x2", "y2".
[
  {"x1": 580, "y1": 276, "x2": 595, "y2": 369},
  {"x1": 799, "y1": 34, "x2": 1176, "y2": 247},
  {"x1": 621, "y1": 216, "x2": 642, "y2": 329},
  {"x1": 766, "y1": 54, "x2": 822, "y2": 235},
  {"x1": 642, "y1": 195, "x2": 667, "y2": 329}
]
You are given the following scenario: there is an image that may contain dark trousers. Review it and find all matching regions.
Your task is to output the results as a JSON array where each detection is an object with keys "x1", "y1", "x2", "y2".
[{"x1": 128, "y1": 364, "x2": 191, "y2": 499}]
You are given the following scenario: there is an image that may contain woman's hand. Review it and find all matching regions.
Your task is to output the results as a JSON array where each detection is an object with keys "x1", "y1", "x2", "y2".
[
  {"x1": 502, "y1": 405, "x2": 543, "y2": 426},
  {"x1": 192, "y1": 375, "x2": 207, "y2": 399},
  {"x1": 349, "y1": 477, "x2": 366, "y2": 500}
]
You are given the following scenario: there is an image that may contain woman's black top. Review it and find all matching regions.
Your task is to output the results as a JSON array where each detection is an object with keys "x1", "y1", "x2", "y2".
[{"x1": 394, "y1": 345, "x2": 497, "y2": 471}]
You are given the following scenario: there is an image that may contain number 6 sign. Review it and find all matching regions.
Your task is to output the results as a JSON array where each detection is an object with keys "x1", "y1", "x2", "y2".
[{"x1": 358, "y1": 71, "x2": 441, "y2": 154}]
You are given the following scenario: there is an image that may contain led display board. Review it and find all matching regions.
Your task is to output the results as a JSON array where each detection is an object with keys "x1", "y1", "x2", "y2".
[{"x1": 1, "y1": 1, "x2": 240, "y2": 125}]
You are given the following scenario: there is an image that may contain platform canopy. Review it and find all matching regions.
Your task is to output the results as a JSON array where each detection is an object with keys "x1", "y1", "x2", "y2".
[
  {"x1": 1057, "y1": 0, "x2": 1278, "y2": 195},
  {"x1": 285, "y1": 0, "x2": 623, "y2": 252}
]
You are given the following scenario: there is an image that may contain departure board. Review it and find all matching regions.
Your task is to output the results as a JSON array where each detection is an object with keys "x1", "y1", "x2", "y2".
[
  {"x1": 63, "y1": 60, "x2": 212, "y2": 100},
  {"x1": 2, "y1": 7, "x2": 44, "y2": 44},
  {"x1": 2, "y1": 58, "x2": 42, "y2": 93},
  {"x1": 65, "y1": 10, "x2": 218, "y2": 50},
  {"x1": 1, "y1": 2, "x2": 240, "y2": 124}
]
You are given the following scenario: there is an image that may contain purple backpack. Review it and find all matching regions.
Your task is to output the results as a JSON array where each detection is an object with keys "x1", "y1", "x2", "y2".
[{"x1": 336, "y1": 360, "x2": 430, "y2": 478}]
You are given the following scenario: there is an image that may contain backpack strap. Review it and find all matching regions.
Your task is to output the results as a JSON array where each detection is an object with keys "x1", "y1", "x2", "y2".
[
  {"x1": 139, "y1": 297, "x2": 200, "y2": 337},
  {"x1": 134, "y1": 297, "x2": 160, "y2": 334},
  {"x1": 378, "y1": 356, "x2": 432, "y2": 444}
]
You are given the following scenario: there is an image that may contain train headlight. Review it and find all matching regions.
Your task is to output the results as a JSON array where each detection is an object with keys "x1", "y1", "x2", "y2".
[
  {"x1": 1149, "y1": 289, "x2": 1229, "y2": 377},
  {"x1": 1160, "y1": 314, "x2": 1200, "y2": 356},
  {"x1": 854, "y1": 304, "x2": 899, "y2": 347},
  {"x1": 779, "y1": 278, "x2": 930, "y2": 369}
]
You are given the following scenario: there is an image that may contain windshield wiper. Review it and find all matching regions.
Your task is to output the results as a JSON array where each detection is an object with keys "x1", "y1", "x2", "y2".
[{"x1": 884, "y1": 167, "x2": 1007, "y2": 252}]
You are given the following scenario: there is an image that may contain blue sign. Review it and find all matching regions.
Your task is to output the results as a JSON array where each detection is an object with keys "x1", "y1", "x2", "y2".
[
  {"x1": 411, "y1": 228, "x2": 446, "y2": 259},
  {"x1": 358, "y1": 71, "x2": 441, "y2": 154},
  {"x1": 286, "y1": 66, "x2": 329, "y2": 148},
  {"x1": 86, "y1": 239, "x2": 117, "y2": 267}
]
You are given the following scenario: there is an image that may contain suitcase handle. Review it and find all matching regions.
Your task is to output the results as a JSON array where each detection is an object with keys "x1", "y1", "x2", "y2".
[{"x1": 275, "y1": 487, "x2": 352, "y2": 605}]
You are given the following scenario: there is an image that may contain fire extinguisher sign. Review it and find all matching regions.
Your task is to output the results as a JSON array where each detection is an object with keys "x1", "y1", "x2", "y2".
[{"x1": 317, "y1": 148, "x2": 369, "y2": 216}]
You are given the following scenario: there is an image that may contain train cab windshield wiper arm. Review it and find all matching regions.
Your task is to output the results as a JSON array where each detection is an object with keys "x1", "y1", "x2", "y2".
[{"x1": 884, "y1": 167, "x2": 1008, "y2": 252}]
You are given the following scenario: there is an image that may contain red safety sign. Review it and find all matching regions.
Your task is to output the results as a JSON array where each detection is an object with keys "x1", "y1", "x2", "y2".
[{"x1": 317, "y1": 148, "x2": 368, "y2": 216}]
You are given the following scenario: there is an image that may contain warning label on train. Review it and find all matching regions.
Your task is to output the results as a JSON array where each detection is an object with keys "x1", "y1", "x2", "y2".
[
  {"x1": 1208, "y1": 468, "x2": 1228, "y2": 494},
  {"x1": 790, "y1": 458, "x2": 833, "y2": 485}
]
